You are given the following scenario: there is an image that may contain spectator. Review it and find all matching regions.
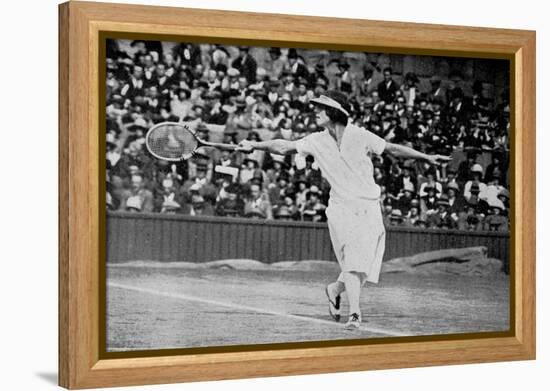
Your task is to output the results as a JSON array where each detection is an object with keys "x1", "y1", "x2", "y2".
[
  {"x1": 418, "y1": 168, "x2": 443, "y2": 198},
  {"x1": 244, "y1": 182, "x2": 273, "y2": 219},
  {"x1": 389, "y1": 209, "x2": 404, "y2": 226},
  {"x1": 215, "y1": 183, "x2": 244, "y2": 217},
  {"x1": 105, "y1": 41, "x2": 510, "y2": 232},
  {"x1": 420, "y1": 185, "x2": 438, "y2": 220},
  {"x1": 183, "y1": 193, "x2": 214, "y2": 216},
  {"x1": 404, "y1": 199, "x2": 421, "y2": 227},
  {"x1": 445, "y1": 182, "x2": 465, "y2": 225},
  {"x1": 483, "y1": 201, "x2": 508, "y2": 232},
  {"x1": 301, "y1": 185, "x2": 326, "y2": 222},
  {"x1": 377, "y1": 67, "x2": 399, "y2": 104},
  {"x1": 232, "y1": 46, "x2": 258, "y2": 84},
  {"x1": 464, "y1": 164, "x2": 488, "y2": 199},
  {"x1": 428, "y1": 195, "x2": 455, "y2": 229},
  {"x1": 119, "y1": 174, "x2": 154, "y2": 213}
]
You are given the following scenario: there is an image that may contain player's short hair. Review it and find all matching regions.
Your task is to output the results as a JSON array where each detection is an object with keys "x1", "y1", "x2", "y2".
[{"x1": 323, "y1": 91, "x2": 350, "y2": 125}]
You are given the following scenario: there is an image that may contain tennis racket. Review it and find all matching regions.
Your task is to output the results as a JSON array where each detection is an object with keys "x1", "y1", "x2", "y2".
[{"x1": 145, "y1": 122, "x2": 239, "y2": 161}]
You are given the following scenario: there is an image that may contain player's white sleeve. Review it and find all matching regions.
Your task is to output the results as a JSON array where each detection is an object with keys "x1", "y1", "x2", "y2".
[
  {"x1": 295, "y1": 134, "x2": 316, "y2": 157},
  {"x1": 364, "y1": 129, "x2": 386, "y2": 155}
]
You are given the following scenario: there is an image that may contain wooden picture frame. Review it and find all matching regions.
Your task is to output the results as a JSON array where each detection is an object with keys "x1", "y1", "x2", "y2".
[{"x1": 59, "y1": 1, "x2": 536, "y2": 389}]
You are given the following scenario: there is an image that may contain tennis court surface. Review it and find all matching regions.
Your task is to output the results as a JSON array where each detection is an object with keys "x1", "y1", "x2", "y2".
[{"x1": 106, "y1": 257, "x2": 509, "y2": 352}]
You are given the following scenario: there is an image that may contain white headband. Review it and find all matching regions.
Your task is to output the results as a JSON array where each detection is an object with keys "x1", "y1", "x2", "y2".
[{"x1": 310, "y1": 95, "x2": 350, "y2": 116}]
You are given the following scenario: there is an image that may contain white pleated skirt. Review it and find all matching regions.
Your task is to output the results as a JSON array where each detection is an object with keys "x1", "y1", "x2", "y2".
[{"x1": 325, "y1": 198, "x2": 386, "y2": 283}]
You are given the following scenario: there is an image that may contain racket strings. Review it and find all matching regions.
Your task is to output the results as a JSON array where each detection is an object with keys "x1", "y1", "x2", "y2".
[{"x1": 146, "y1": 123, "x2": 198, "y2": 160}]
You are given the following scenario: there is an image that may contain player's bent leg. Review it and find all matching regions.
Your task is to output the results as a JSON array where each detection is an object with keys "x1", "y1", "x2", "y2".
[{"x1": 325, "y1": 281, "x2": 344, "y2": 322}]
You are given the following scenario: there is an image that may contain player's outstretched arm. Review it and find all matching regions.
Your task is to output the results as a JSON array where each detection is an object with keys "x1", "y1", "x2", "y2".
[
  {"x1": 236, "y1": 139, "x2": 298, "y2": 155},
  {"x1": 384, "y1": 142, "x2": 451, "y2": 165}
]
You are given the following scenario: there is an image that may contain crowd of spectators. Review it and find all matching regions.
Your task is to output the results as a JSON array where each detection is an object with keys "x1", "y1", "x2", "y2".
[{"x1": 105, "y1": 39, "x2": 510, "y2": 232}]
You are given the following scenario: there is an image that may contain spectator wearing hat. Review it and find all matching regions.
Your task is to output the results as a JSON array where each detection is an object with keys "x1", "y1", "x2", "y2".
[
  {"x1": 210, "y1": 44, "x2": 230, "y2": 69},
  {"x1": 465, "y1": 214, "x2": 482, "y2": 231},
  {"x1": 399, "y1": 160, "x2": 417, "y2": 192},
  {"x1": 385, "y1": 163, "x2": 404, "y2": 198},
  {"x1": 239, "y1": 156, "x2": 264, "y2": 185},
  {"x1": 294, "y1": 154, "x2": 322, "y2": 188},
  {"x1": 420, "y1": 184, "x2": 438, "y2": 220},
  {"x1": 457, "y1": 150, "x2": 479, "y2": 185},
  {"x1": 485, "y1": 173, "x2": 507, "y2": 207},
  {"x1": 231, "y1": 46, "x2": 257, "y2": 84},
  {"x1": 310, "y1": 62, "x2": 329, "y2": 89},
  {"x1": 261, "y1": 47, "x2": 286, "y2": 79},
  {"x1": 358, "y1": 67, "x2": 379, "y2": 97},
  {"x1": 388, "y1": 209, "x2": 404, "y2": 226},
  {"x1": 264, "y1": 153, "x2": 290, "y2": 185},
  {"x1": 396, "y1": 181, "x2": 416, "y2": 214},
  {"x1": 441, "y1": 166, "x2": 460, "y2": 190},
  {"x1": 400, "y1": 72, "x2": 420, "y2": 107},
  {"x1": 119, "y1": 174, "x2": 154, "y2": 213},
  {"x1": 428, "y1": 195, "x2": 455, "y2": 229},
  {"x1": 267, "y1": 171, "x2": 292, "y2": 206},
  {"x1": 404, "y1": 199, "x2": 421, "y2": 227},
  {"x1": 182, "y1": 193, "x2": 214, "y2": 216},
  {"x1": 277, "y1": 193, "x2": 301, "y2": 221},
  {"x1": 484, "y1": 153, "x2": 507, "y2": 184},
  {"x1": 160, "y1": 198, "x2": 181, "y2": 214},
  {"x1": 293, "y1": 175, "x2": 309, "y2": 210},
  {"x1": 274, "y1": 205, "x2": 294, "y2": 221},
  {"x1": 497, "y1": 188, "x2": 510, "y2": 213},
  {"x1": 483, "y1": 200, "x2": 508, "y2": 232},
  {"x1": 243, "y1": 182, "x2": 273, "y2": 219},
  {"x1": 215, "y1": 183, "x2": 244, "y2": 217},
  {"x1": 336, "y1": 61, "x2": 353, "y2": 94},
  {"x1": 155, "y1": 177, "x2": 184, "y2": 213},
  {"x1": 464, "y1": 163, "x2": 488, "y2": 199},
  {"x1": 301, "y1": 185, "x2": 326, "y2": 222},
  {"x1": 448, "y1": 87, "x2": 471, "y2": 125},
  {"x1": 202, "y1": 91, "x2": 228, "y2": 125},
  {"x1": 418, "y1": 168, "x2": 443, "y2": 198},
  {"x1": 445, "y1": 182, "x2": 465, "y2": 223},
  {"x1": 172, "y1": 42, "x2": 201, "y2": 68},
  {"x1": 382, "y1": 197, "x2": 394, "y2": 226},
  {"x1": 169, "y1": 87, "x2": 192, "y2": 120},
  {"x1": 377, "y1": 67, "x2": 399, "y2": 104},
  {"x1": 266, "y1": 78, "x2": 282, "y2": 105},
  {"x1": 414, "y1": 218, "x2": 428, "y2": 229},
  {"x1": 287, "y1": 49, "x2": 309, "y2": 82},
  {"x1": 181, "y1": 162, "x2": 217, "y2": 202},
  {"x1": 121, "y1": 65, "x2": 145, "y2": 99},
  {"x1": 463, "y1": 182, "x2": 490, "y2": 218}
]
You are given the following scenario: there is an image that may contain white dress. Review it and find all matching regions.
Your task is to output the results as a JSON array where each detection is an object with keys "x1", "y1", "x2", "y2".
[{"x1": 296, "y1": 124, "x2": 386, "y2": 283}]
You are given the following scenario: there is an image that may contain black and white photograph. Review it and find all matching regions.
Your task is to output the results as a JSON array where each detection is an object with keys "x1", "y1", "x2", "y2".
[{"x1": 104, "y1": 38, "x2": 511, "y2": 352}]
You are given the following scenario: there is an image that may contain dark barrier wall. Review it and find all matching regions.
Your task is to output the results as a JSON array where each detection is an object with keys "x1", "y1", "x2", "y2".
[{"x1": 107, "y1": 212, "x2": 510, "y2": 271}]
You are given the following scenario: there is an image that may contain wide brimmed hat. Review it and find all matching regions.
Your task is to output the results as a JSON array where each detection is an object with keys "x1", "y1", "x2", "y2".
[
  {"x1": 437, "y1": 195, "x2": 450, "y2": 207},
  {"x1": 390, "y1": 209, "x2": 403, "y2": 220},
  {"x1": 310, "y1": 95, "x2": 350, "y2": 116},
  {"x1": 245, "y1": 209, "x2": 266, "y2": 218},
  {"x1": 445, "y1": 182, "x2": 460, "y2": 192}
]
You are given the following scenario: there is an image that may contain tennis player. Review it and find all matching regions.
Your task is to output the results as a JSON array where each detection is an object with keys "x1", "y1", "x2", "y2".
[{"x1": 237, "y1": 91, "x2": 450, "y2": 330}]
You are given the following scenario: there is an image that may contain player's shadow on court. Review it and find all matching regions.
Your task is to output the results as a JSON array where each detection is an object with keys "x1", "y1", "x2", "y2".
[{"x1": 36, "y1": 372, "x2": 57, "y2": 385}]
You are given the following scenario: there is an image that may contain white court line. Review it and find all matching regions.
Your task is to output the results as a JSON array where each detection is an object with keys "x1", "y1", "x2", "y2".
[{"x1": 108, "y1": 282, "x2": 407, "y2": 337}]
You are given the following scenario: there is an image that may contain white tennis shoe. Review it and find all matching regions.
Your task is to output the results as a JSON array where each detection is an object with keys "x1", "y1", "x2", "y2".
[{"x1": 344, "y1": 313, "x2": 361, "y2": 330}]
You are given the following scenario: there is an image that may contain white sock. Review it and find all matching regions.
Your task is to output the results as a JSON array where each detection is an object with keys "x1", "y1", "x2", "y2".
[{"x1": 343, "y1": 271, "x2": 363, "y2": 317}]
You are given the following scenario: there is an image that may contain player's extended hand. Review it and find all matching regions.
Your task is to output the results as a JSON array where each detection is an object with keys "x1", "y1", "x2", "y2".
[
  {"x1": 426, "y1": 154, "x2": 452, "y2": 166},
  {"x1": 236, "y1": 140, "x2": 255, "y2": 153}
]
